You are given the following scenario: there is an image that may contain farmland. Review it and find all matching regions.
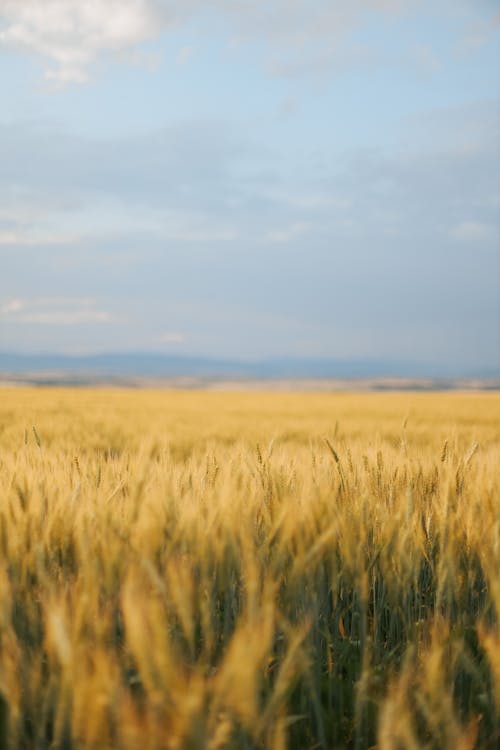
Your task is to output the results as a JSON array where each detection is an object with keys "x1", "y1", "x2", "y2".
[{"x1": 0, "y1": 388, "x2": 499, "y2": 749}]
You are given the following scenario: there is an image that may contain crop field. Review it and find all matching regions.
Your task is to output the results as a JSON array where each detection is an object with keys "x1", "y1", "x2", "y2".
[{"x1": 0, "y1": 387, "x2": 499, "y2": 750}]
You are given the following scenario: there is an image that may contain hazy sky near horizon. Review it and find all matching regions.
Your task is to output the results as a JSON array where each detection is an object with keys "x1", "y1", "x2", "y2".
[{"x1": 0, "y1": 1, "x2": 499, "y2": 370}]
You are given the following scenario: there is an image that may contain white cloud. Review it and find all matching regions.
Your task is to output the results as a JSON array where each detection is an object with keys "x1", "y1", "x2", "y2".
[
  {"x1": 0, "y1": 0, "x2": 426, "y2": 85},
  {"x1": 1, "y1": 0, "x2": 490, "y2": 87},
  {"x1": 18, "y1": 310, "x2": 112, "y2": 325},
  {"x1": 450, "y1": 221, "x2": 494, "y2": 242},
  {"x1": 0, "y1": 0, "x2": 162, "y2": 85},
  {"x1": 264, "y1": 222, "x2": 309, "y2": 244},
  {"x1": 159, "y1": 331, "x2": 185, "y2": 343},
  {"x1": 0, "y1": 297, "x2": 113, "y2": 325},
  {"x1": 0, "y1": 229, "x2": 79, "y2": 246},
  {"x1": 1, "y1": 298, "x2": 25, "y2": 314}
]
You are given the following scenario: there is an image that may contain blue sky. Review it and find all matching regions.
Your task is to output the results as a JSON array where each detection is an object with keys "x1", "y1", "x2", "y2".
[{"x1": 0, "y1": 1, "x2": 499, "y2": 371}]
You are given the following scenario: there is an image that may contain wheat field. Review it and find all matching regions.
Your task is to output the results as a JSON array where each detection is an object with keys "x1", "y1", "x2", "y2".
[{"x1": 0, "y1": 387, "x2": 498, "y2": 749}]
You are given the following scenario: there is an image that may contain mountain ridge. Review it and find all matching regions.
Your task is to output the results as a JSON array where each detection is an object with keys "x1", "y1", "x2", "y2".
[{"x1": 1, "y1": 351, "x2": 498, "y2": 381}]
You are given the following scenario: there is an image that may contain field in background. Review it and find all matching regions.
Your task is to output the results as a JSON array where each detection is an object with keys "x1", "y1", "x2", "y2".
[{"x1": 0, "y1": 388, "x2": 499, "y2": 749}]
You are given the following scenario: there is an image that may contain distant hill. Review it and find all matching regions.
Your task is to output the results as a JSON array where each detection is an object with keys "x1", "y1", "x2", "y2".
[{"x1": 0, "y1": 351, "x2": 498, "y2": 385}]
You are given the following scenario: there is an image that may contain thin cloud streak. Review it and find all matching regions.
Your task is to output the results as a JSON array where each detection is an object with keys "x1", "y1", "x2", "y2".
[
  {"x1": 0, "y1": 230, "x2": 79, "y2": 247},
  {"x1": 450, "y1": 221, "x2": 496, "y2": 242},
  {"x1": 159, "y1": 332, "x2": 185, "y2": 343},
  {"x1": 14, "y1": 311, "x2": 113, "y2": 326},
  {"x1": 263, "y1": 223, "x2": 309, "y2": 244},
  {"x1": 1, "y1": 297, "x2": 114, "y2": 326}
]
